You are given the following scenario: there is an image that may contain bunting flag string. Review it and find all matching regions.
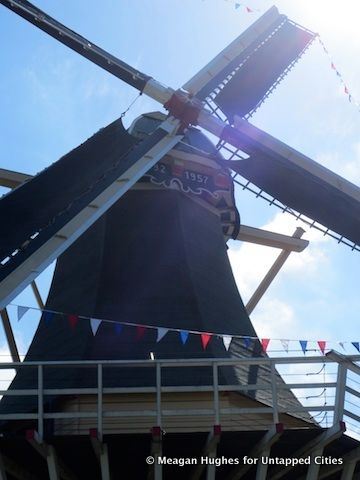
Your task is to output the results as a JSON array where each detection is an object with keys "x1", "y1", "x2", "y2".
[
  {"x1": 17, "y1": 305, "x2": 29, "y2": 322},
  {"x1": 68, "y1": 314, "x2": 78, "y2": 330},
  {"x1": 180, "y1": 330, "x2": 189, "y2": 345},
  {"x1": 280, "y1": 339, "x2": 289, "y2": 353},
  {"x1": 201, "y1": 333, "x2": 212, "y2": 350},
  {"x1": 318, "y1": 37, "x2": 360, "y2": 111},
  {"x1": 261, "y1": 338, "x2": 270, "y2": 353},
  {"x1": 43, "y1": 311, "x2": 54, "y2": 324},
  {"x1": 90, "y1": 318, "x2": 102, "y2": 336},
  {"x1": 243, "y1": 336, "x2": 252, "y2": 349},
  {"x1": 205, "y1": 1, "x2": 259, "y2": 13},
  {"x1": 8, "y1": 303, "x2": 360, "y2": 355},
  {"x1": 156, "y1": 327, "x2": 168, "y2": 343},
  {"x1": 300, "y1": 340, "x2": 308, "y2": 355},
  {"x1": 317, "y1": 341, "x2": 326, "y2": 355},
  {"x1": 222, "y1": 335, "x2": 232, "y2": 351},
  {"x1": 115, "y1": 323, "x2": 123, "y2": 335},
  {"x1": 136, "y1": 325, "x2": 146, "y2": 340}
]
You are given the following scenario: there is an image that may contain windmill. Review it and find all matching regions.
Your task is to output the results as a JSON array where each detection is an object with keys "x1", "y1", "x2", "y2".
[{"x1": 0, "y1": 1, "x2": 360, "y2": 479}]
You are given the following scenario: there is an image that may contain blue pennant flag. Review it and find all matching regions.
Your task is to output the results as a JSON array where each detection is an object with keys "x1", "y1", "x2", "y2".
[
  {"x1": 352, "y1": 342, "x2": 360, "y2": 352},
  {"x1": 180, "y1": 330, "x2": 189, "y2": 345},
  {"x1": 115, "y1": 323, "x2": 123, "y2": 335},
  {"x1": 299, "y1": 340, "x2": 307, "y2": 354},
  {"x1": 243, "y1": 336, "x2": 252, "y2": 349},
  {"x1": 43, "y1": 311, "x2": 54, "y2": 325}
]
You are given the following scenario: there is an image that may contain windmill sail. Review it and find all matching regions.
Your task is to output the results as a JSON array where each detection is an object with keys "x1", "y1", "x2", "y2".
[
  {"x1": 210, "y1": 20, "x2": 316, "y2": 120},
  {"x1": 221, "y1": 119, "x2": 360, "y2": 247},
  {"x1": 186, "y1": 7, "x2": 316, "y2": 121}
]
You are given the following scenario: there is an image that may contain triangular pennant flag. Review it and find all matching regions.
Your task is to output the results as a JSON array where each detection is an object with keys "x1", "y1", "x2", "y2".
[
  {"x1": 136, "y1": 325, "x2": 146, "y2": 340},
  {"x1": 17, "y1": 305, "x2": 29, "y2": 321},
  {"x1": 115, "y1": 323, "x2": 123, "y2": 335},
  {"x1": 235, "y1": 3, "x2": 241, "y2": 9},
  {"x1": 243, "y1": 336, "x2": 252, "y2": 349},
  {"x1": 90, "y1": 318, "x2": 102, "y2": 336},
  {"x1": 43, "y1": 311, "x2": 54, "y2": 324},
  {"x1": 299, "y1": 340, "x2": 307, "y2": 354},
  {"x1": 280, "y1": 339, "x2": 289, "y2": 353},
  {"x1": 352, "y1": 342, "x2": 360, "y2": 352},
  {"x1": 336, "y1": 71, "x2": 341, "y2": 77},
  {"x1": 344, "y1": 86, "x2": 349, "y2": 94},
  {"x1": 68, "y1": 314, "x2": 78, "y2": 329},
  {"x1": 317, "y1": 341, "x2": 326, "y2": 355},
  {"x1": 157, "y1": 327, "x2": 168, "y2": 343},
  {"x1": 222, "y1": 335, "x2": 232, "y2": 351},
  {"x1": 180, "y1": 330, "x2": 189, "y2": 345},
  {"x1": 261, "y1": 338, "x2": 270, "y2": 353},
  {"x1": 338, "y1": 341, "x2": 346, "y2": 351},
  {"x1": 201, "y1": 333, "x2": 212, "y2": 350},
  {"x1": 348, "y1": 94, "x2": 352, "y2": 103},
  {"x1": 331, "y1": 62, "x2": 336, "y2": 70},
  {"x1": 246, "y1": 6, "x2": 253, "y2": 13}
]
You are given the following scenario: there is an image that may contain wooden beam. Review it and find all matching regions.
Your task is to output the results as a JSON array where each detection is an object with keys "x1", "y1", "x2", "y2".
[
  {"x1": 190, "y1": 425, "x2": 221, "y2": 480},
  {"x1": 31, "y1": 280, "x2": 44, "y2": 309},
  {"x1": 226, "y1": 424, "x2": 283, "y2": 480},
  {"x1": 317, "y1": 446, "x2": 360, "y2": 479},
  {"x1": 237, "y1": 225, "x2": 309, "y2": 252},
  {"x1": 89, "y1": 429, "x2": 111, "y2": 480},
  {"x1": 26, "y1": 429, "x2": 77, "y2": 480},
  {"x1": 0, "y1": 168, "x2": 31, "y2": 189},
  {"x1": 269, "y1": 422, "x2": 346, "y2": 480},
  {"x1": 246, "y1": 227, "x2": 305, "y2": 315},
  {"x1": 147, "y1": 426, "x2": 162, "y2": 480}
]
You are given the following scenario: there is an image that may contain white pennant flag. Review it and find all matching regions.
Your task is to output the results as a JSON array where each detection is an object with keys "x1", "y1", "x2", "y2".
[
  {"x1": 157, "y1": 327, "x2": 168, "y2": 342},
  {"x1": 222, "y1": 335, "x2": 232, "y2": 351},
  {"x1": 280, "y1": 339, "x2": 289, "y2": 353},
  {"x1": 17, "y1": 306, "x2": 29, "y2": 321},
  {"x1": 338, "y1": 341, "x2": 346, "y2": 351},
  {"x1": 90, "y1": 318, "x2": 102, "y2": 336}
]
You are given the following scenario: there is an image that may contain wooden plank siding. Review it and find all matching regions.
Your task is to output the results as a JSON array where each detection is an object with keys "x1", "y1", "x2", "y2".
[{"x1": 54, "y1": 391, "x2": 313, "y2": 435}]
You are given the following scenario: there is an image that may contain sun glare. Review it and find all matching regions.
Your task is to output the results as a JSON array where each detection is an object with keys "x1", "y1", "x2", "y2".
[{"x1": 291, "y1": 0, "x2": 360, "y2": 40}]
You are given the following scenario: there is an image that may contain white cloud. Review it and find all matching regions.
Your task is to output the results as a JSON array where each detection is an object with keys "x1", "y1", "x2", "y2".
[
  {"x1": 228, "y1": 212, "x2": 330, "y2": 302},
  {"x1": 250, "y1": 297, "x2": 296, "y2": 339}
]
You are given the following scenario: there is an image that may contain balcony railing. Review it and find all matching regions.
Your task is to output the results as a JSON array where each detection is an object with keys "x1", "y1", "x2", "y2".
[{"x1": 0, "y1": 351, "x2": 359, "y2": 439}]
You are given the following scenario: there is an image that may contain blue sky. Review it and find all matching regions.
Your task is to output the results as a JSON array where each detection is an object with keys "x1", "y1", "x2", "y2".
[{"x1": 0, "y1": 0, "x2": 360, "y2": 363}]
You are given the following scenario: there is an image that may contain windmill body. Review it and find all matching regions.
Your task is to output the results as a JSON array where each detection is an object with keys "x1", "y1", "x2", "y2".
[{"x1": 0, "y1": 1, "x2": 360, "y2": 479}]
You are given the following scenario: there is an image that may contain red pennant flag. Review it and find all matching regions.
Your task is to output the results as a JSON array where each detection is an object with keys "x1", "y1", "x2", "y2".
[
  {"x1": 331, "y1": 62, "x2": 336, "y2": 70},
  {"x1": 68, "y1": 314, "x2": 78, "y2": 329},
  {"x1": 136, "y1": 325, "x2": 146, "y2": 340},
  {"x1": 201, "y1": 333, "x2": 212, "y2": 350},
  {"x1": 246, "y1": 6, "x2": 253, "y2": 12},
  {"x1": 317, "y1": 341, "x2": 326, "y2": 355},
  {"x1": 261, "y1": 338, "x2": 270, "y2": 353},
  {"x1": 344, "y1": 86, "x2": 349, "y2": 94}
]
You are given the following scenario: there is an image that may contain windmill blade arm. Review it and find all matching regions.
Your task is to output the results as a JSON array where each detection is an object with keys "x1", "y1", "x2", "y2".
[
  {"x1": 1, "y1": 0, "x2": 151, "y2": 92},
  {"x1": 182, "y1": 6, "x2": 282, "y2": 97},
  {"x1": 220, "y1": 118, "x2": 360, "y2": 247},
  {"x1": 0, "y1": 118, "x2": 183, "y2": 310},
  {"x1": 237, "y1": 225, "x2": 308, "y2": 252}
]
